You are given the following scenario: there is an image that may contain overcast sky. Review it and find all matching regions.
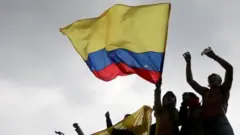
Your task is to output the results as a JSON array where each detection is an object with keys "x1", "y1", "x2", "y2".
[{"x1": 1, "y1": 0, "x2": 240, "y2": 135}]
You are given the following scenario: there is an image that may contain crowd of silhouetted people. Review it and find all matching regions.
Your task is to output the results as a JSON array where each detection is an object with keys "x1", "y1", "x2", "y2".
[{"x1": 55, "y1": 47, "x2": 234, "y2": 135}]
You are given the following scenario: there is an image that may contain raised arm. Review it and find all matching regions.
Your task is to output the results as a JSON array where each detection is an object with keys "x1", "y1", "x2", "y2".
[
  {"x1": 73, "y1": 123, "x2": 84, "y2": 135},
  {"x1": 183, "y1": 52, "x2": 208, "y2": 95},
  {"x1": 154, "y1": 79, "x2": 162, "y2": 112},
  {"x1": 105, "y1": 111, "x2": 113, "y2": 128},
  {"x1": 204, "y1": 47, "x2": 233, "y2": 91},
  {"x1": 154, "y1": 79, "x2": 162, "y2": 135}
]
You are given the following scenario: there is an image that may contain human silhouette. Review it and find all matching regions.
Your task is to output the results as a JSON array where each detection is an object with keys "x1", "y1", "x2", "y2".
[
  {"x1": 183, "y1": 47, "x2": 234, "y2": 135},
  {"x1": 73, "y1": 123, "x2": 84, "y2": 135},
  {"x1": 152, "y1": 79, "x2": 179, "y2": 135},
  {"x1": 179, "y1": 92, "x2": 204, "y2": 135}
]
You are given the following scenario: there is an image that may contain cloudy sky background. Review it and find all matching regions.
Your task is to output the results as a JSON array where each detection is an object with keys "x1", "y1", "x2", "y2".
[{"x1": 1, "y1": 0, "x2": 240, "y2": 135}]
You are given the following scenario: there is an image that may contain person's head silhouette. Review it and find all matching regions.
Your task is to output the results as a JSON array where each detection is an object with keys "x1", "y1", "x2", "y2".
[
  {"x1": 163, "y1": 91, "x2": 176, "y2": 108},
  {"x1": 208, "y1": 73, "x2": 222, "y2": 88}
]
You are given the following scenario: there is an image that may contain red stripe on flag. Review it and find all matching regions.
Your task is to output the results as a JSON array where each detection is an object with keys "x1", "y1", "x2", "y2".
[{"x1": 92, "y1": 63, "x2": 161, "y2": 83}]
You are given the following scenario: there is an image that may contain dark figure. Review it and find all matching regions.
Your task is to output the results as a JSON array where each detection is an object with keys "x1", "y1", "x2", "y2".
[
  {"x1": 73, "y1": 123, "x2": 84, "y2": 135},
  {"x1": 55, "y1": 131, "x2": 64, "y2": 135},
  {"x1": 179, "y1": 92, "x2": 204, "y2": 135},
  {"x1": 152, "y1": 79, "x2": 179, "y2": 135},
  {"x1": 105, "y1": 111, "x2": 113, "y2": 128},
  {"x1": 183, "y1": 47, "x2": 234, "y2": 135}
]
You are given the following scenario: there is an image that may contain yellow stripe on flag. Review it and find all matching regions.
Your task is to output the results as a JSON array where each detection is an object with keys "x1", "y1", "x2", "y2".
[{"x1": 60, "y1": 3, "x2": 171, "y2": 60}]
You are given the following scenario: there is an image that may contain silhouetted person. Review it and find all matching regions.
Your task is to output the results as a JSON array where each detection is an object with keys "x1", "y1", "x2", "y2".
[
  {"x1": 183, "y1": 47, "x2": 234, "y2": 135},
  {"x1": 152, "y1": 79, "x2": 179, "y2": 135},
  {"x1": 179, "y1": 92, "x2": 204, "y2": 135},
  {"x1": 55, "y1": 131, "x2": 64, "y2": 135},
  {"x1": 73, "y1": 123, "x2": 84, "y2": 135}
]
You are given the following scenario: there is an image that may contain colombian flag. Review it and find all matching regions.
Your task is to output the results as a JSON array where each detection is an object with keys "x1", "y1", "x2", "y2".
[{"x1": 60, "y1": 3, "x2": 171, "y2": 83}]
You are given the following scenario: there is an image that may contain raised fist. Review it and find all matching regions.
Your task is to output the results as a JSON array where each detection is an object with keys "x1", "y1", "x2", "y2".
[
  {"x1": 105, "y1": 111, "x2": 110, "y2": 118},
  {"x1": 155, "y1": 79, "x2": 162, "y2": 89},
  {"x1": 183, "y1": 52, "x2": 191, "y2": 63},
  {"x1": 201, "y1": 47, "x2": 216, "y2": 58}
]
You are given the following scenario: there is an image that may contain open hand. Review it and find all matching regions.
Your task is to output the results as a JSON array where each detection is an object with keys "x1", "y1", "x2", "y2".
[
  {"x1": 183, "y1": 52, "x2": 191, "y2": 63},
  {"x1": 105, "y1": 111, "x2": 110, "y2": 118},
  {"x1": 202, "y1": 47, "x2": 216, "y2": 58}
]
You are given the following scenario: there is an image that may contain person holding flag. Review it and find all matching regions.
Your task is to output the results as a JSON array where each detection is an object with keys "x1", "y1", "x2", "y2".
[{"x1": 152, "y1": 78, "x2": 179, "y2": 135}]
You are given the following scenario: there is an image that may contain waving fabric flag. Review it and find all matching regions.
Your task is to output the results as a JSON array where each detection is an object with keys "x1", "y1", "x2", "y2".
[
  {"x1": 91, "y1": 105, "x2": 153, "y2": 135},
  {"x1": 60, "y1": 3, "x2": 171, "y2": 83}
]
